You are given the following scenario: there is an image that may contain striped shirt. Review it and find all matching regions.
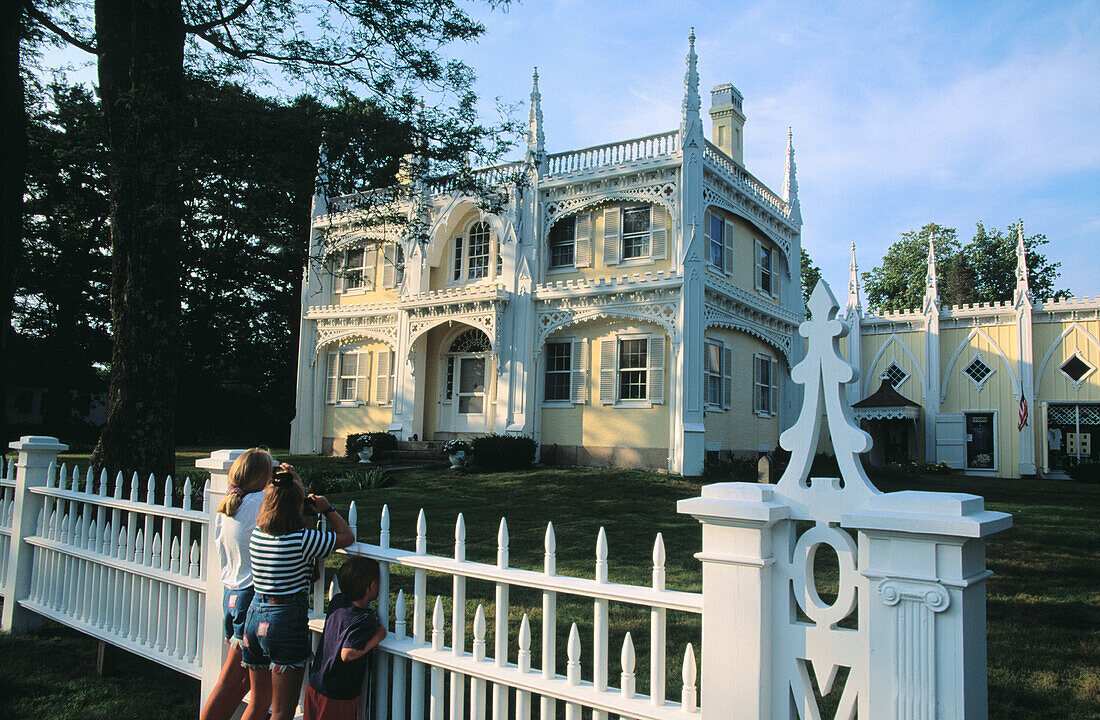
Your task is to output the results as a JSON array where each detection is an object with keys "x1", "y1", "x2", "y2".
[{"x1": 249, "y1": 527, "x2": 337, "y2": 596}]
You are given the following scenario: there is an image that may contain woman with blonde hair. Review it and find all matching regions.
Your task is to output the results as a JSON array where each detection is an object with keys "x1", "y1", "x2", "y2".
[
  {"x1": 241, "y1": 464, "x2": 354, "y2": 720},
  {"x1": 200, "y1": 448, "x2": 275, "y2": 720}
]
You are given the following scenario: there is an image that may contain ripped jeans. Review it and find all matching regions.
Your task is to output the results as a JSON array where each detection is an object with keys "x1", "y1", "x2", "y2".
[{"x1": 241, "y1": 593, "x2": 311, "y2": 671}]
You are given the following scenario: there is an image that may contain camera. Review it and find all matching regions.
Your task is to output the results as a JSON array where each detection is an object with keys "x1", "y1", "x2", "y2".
[{"x1": 273, "y1": 466, "x2": 294, "y2": 484}]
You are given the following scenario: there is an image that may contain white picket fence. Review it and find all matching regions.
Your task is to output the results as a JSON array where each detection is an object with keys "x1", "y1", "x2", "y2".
[{"x1": 1, "y1": 280, "x2": 1012, "y2": 720}]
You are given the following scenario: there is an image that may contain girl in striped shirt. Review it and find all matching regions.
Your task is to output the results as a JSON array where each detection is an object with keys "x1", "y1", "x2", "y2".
[{"x1": 241, "y1": 466, "x2": 354, "y2": 720}]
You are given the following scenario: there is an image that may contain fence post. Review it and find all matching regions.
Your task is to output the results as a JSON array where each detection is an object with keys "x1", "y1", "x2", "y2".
[
  {"x1": 2, "y1": 435, "x2": 68, "y2": 633},
  {"x1": 196, "y1": 449, "x2": 247, "y2": 713},
  {"x1": 677, "y1": 482, "x2": 789, "y2": 720},
  {"x1": 844, "y1": 492, "x2": 1010, "y2": 718}
]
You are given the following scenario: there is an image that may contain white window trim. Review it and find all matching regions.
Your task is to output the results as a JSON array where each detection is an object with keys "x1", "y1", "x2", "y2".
[
  {"x1": 619, "y1": 207, "x2": 652, "y2": 263},
  {"x1": 881, "y1": 357, "x2": 910, "y2": 390},
  {"x1": 542, "y1": 337, "x2": 577, "y2": 407},
  {"x1": 964, "y1": 410, "x2": 999, "y2": 472},
  {"x1": 547, "y1": 216, "x2": 576, "y2": 272},
  {"x1": 327, "y1": 346, "x2": 371, "y2": 406},
  {"x1": 753, "y1": 352, "x2": 779, "y2": 417},
  {"x1": 705, "y1": 211, "x2": 724, "y2": 272},
  {"x1": 963, "y1": 352, "x2": 995, "y2": 391},
  {"x1": 704, "y1": 339, "x2": 724, "y2": 410},
  {"x1": 754, "y1": 239, "x2": 778, "y2": 300},
  {"x1": 614, "y1": 333, "x2": 651, "y2": 407},
  {"x1": 1058, "y1": 350, "x2": 1096, "y2": 390}
]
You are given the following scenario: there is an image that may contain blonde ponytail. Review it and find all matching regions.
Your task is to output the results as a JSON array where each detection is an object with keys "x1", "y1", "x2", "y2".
[{"x1": 217, "y1": 449, "x2": 275, "y2": 516}]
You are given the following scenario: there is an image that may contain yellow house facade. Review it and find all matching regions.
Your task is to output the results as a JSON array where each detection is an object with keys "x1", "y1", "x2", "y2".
[
  {"x1": 289, "y1": 33, "x2": 804, "y2": 475},
  {"x1": 844, "y1": 236, "x2": 1100, "y2": 478}
]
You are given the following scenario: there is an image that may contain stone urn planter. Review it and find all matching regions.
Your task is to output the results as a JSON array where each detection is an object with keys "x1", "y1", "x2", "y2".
[
  {"x1": 448, "y1": 450, "x2": 466, "y2": 469},
  {"x1": 357, "y1": 446, "x2": 374, "y2": 464}
]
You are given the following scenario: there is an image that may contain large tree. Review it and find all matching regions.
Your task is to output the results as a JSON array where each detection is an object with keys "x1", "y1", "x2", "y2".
[
  {"x1": 18, "y1": 0, "x2": 509, "y2": 476},
  {"x1": 861, "y1": 221, "x2": 1070, "y2": 314}
]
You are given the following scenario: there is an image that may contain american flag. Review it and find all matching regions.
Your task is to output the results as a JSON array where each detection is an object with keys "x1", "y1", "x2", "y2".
[{"x1": 1019, "y1": 396, "x2": 1029, "y2": 431}]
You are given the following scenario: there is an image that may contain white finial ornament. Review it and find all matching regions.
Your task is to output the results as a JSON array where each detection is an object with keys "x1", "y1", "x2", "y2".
[
  {"x1": 681, "y1": 28, "x2": 701, "y2": 141},
  {"x1": 776, "y1": 280, "x2": 879, "y2": 518},
  {"x1": 783, "y1": 127, "x2": 802, "y2": 225},
  {"x1": 527, "y1": 67, "x2": 545, "y2": 163},
  {"x1": 1014, "y1": 219, "x2": 1032, "y2": 308},
  {"x1": 923, "y1": 235, "x2": 939, "y2": 313},
  {"x1": 847, "y1": 241, "x2": 861, "y2": 315}
]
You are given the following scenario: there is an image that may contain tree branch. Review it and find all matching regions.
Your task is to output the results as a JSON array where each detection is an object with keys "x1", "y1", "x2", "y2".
[
  {"x1": 26, "y1": 6, "x2": 97, "y2": 55},
  {"x1": 185, "y1": 0, "x2": 257, "y2": 34}
]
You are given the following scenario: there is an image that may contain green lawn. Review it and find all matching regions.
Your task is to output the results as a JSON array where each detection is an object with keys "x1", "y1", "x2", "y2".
[{"x1": 2, "y1": 455, "x2": 1097, "y2": 719}]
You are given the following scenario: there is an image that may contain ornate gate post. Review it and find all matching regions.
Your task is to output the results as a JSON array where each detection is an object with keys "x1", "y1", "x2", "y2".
[
  {"x1": 680, "y1": 280, "x2": 1010, "y2": 720},
  {"x1": 2, "y1": 435, "x2": 67, "y2": 633}
]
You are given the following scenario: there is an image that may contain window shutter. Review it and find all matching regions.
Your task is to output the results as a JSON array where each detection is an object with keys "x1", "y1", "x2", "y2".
[
  {"x1": 326, "y1": 352, "x2": 338, "y2": 404},
  {"x1": 648, "y1": 335, "x2": 665, "y2": 404},
  {"x1": 599, "y1": 338, "x2": 616, "y2": 405},
  {"x1": 602, "y1": 207, "x2": 620, "y2": 265},
  {"x1": 356, "y1": 350, "x2": 371, "y2": 403},
  {"x1": 375, "y1": 349, "x2": 391, "y2": 405},
  {"x1": 723, "y1": 346, "x2": 733, "y2": 409},
  {"x1": 724, "y1": 220, "x2": 735, "y2": 276},
  {"x1": 574, "y1": 213, "x2": 592, "y2": 268},
  {"x1": 571, "y1": 338, "x2": 587, "y2": 404},
  {"x1": 333, "y1": 255, "x2": 345, "y2": 294},
  {"x1": 754, "y1": 241, "x2": 763, "y2": 291},
  {"x1": 362, "y1": 249, "x2": 377, "y2": 290},
  {"x1": 382, "y1": 245, "x2": 397, "y2": 288},
  {"x1": 650, "y1": 207, "x2": 667, "y2": 260},
  {"x1": 770, "y1": 357, "x2": 779, "y2": 416}
]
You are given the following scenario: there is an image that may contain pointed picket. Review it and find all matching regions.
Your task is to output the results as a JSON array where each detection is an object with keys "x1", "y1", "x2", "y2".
[
  {"x1": 621, "y1": 633, "x2": 636, "y2": 698},
  {"x1": 681, "y1": 644, "x2": 698, "y2": 713}
]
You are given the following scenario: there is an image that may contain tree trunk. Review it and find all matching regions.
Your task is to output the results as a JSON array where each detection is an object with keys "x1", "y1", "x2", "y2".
[
  {"x1": 0, "y1": 0, "x2": 26, "y2": 444},
  {"x1": 91, "y1": 0, "x2": 185, "y2": 478}
]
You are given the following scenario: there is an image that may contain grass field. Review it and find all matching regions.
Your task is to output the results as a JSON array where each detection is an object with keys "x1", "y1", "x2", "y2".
[{"x1": 2, "y1": 453, "x2": 1097, "y2": 719}]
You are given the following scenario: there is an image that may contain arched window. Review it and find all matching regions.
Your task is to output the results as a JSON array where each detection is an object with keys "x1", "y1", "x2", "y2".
[
  {"x1": 452, "y1": 220, "x2": 494, "y2": 283},
  {"x1": 449, "y1": 329, "x2": 491, "y2": 353}
]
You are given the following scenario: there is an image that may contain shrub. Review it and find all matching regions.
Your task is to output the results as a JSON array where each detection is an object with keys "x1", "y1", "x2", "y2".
[
  {"x1": 1067, "y1": 461, "x2": 1100, "y2": 484},
  {"x1": 703, "y1": 455, "x2": 759, "y2": 482},
  {"x1": 346, "y1": 432, "x2": 399, "y2": 460},
  {"x1": 303, "y1": 466, "x2": 395, "y2": 494},
  {"x1": 442, "y1": 439, "x2": 471, "y2": 455},
  {"x1": 470, "y1": 434, "x2": 537, "y2": 471}
]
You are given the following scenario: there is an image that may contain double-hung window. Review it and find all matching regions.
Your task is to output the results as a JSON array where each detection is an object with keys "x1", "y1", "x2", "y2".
[
  {"x1": 708, "y1": 214, "x2": 724, "y2": 270},
  {"x1": 756, "y1": 241, "x2": 776, "y2": 297},
  {"x1": 332, "y1": 247, "x2": 376, "y2": 293},
  {"x1": 621, "y1": 208, "x2": 651, "y2": 260},
  {"x1": 602, "y1": 206, "x2": 666, "y2": 265},
  {"x1": 598, "y1": 334, "x2": 665, "y2": 405},
  {"x1": 704, "y1": 340, "x2": 734, "y2": 410},
  {"x1": 753, "y1": 353, "x2": 779, "y2": 416},
  {"x1": 548, "y1": 217, "x2": 575, "y2": 270},
  {"x1": 326, "y1": 347, "x2": 371, "y2": 405},
  {"x1": 543, "y1": 338, "x2": 587, "y2": 404}
]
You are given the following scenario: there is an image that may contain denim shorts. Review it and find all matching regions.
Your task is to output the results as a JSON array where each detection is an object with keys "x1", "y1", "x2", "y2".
[
  {"x1": 241, "y1": 594, "x2": 312, "y2": 670},
  {"x1": 223, "y1": 586, "x2": 255, "y2": 645}
]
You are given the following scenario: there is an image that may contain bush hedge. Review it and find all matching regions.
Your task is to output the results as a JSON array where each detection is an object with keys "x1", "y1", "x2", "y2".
[
  {"x1": 1067, "y1": 461, "x2": 1100, "y2": 484},
  {"x1": 469, "y1": 434, "x2": 537, "y2": 471}
]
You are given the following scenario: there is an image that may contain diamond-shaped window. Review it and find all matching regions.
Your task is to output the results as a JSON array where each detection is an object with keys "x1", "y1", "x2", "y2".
[
  {"x1": 881, "y1": 362, "x2": 909, "y2": 389},
  {"x1": 964, "y1": 356, "x2": 993, "y2": 386},
  {"x1": 1060, "y1": 354, "x2": 1093, "y2": 384}
]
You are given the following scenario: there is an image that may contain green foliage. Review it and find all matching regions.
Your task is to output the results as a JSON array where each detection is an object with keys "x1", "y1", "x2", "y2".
[
  {"x1": 469, "y1": 434, "x2": 537, "y2": 471},
  {"x1": 862, "y1": 221, "x2": 1070, "y2": 313},
  {"x1": 302, "y1": 466, "x2": 395, "y2": 494},
  {"x1": 886, "y1": 460, "x2": 953, "y2": 476},
  {"x1": 703, "y1": 455, "x2": 759, "y2": 482},
  {"x1": 1066, "y1": 461, "x2": 1100, "y2": 484},
  {"x1": 801, "y1": 247, "x2": 822, "y2": 311}
]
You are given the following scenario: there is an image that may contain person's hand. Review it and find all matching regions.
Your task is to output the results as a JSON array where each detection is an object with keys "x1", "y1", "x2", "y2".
[
  {"x1": 281, "y1": 463, "x2": 301, "y2": 484},
  {"x1": 307, "y1": 494, "x2": 332, "y2": 513}
]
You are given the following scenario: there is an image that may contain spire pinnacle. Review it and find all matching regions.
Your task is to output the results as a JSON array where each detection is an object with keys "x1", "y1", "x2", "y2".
[
  {"x1": 783, "y1": 126, "x2": 802, "y2": 225},
  {"x1": 526, "y1": 66, "x2": 545, "y2": 163},
  {"x1": 681, "y1": 28, "x2": 701, "y2": 132},
  {"x1": 924, "y1": 236, "x2": 939, "y2": 313},
  {"x1": 847, "y1": 241, "x2": 861, "y2": 315},
  {"x1": 1015, "y1": 219, "x2": 1032, "y2": 308}
]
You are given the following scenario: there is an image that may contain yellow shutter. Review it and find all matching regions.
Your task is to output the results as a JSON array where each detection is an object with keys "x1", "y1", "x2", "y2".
[
  {"x1": 650, "y1": 207, "x2": 667, "y2": 260},
  {"x1": 599, "y1": 337, "x2": 616, "y2": 405},
  {"x1": 602, "y1": 207, "x2": 620, "y2": 265},
  {"x1": 574, "y1": 213, "x2": 591, "y2": 268},
  {"x1": 571, "y1": 338, "x2": 587, "y2": 404},
  {"x1": 648, "y1": 335, "x2": 665, "y2": 404},
  {"x1": 375, "y1": 349, "x2": 391, "y2": 405}
]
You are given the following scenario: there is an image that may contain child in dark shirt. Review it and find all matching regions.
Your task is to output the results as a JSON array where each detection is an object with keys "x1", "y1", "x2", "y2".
[{"x1": 305, "y1": 557, "x2": 386, "y2": 720}]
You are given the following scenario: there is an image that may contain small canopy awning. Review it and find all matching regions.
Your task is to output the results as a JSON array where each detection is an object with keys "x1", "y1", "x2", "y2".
[{"x1": 852, "y1": 378, "x2": 921, "y2": 421}]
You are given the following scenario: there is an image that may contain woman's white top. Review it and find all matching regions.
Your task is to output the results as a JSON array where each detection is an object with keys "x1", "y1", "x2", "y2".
[{"x1": 214, "y1": 491, "x2": 265, "y2": 590}]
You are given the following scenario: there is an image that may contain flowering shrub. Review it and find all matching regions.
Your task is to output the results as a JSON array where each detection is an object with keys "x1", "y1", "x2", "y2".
[{"x1": 442, "y1": 439, "x2": 471, "y2": 455}]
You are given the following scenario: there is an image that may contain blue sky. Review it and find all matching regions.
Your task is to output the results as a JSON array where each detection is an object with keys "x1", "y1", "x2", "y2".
[
  {"x1": 41, "y1": 1, "x2": 1099, "y2": 299},
  {"x1": 446, "y1": 0, "x2": 1100, "y2": 299}
]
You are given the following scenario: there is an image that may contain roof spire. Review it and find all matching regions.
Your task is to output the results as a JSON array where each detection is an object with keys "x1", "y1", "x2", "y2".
[
  {"x1": 310, "y1": 135, "x2": 329, "y2": 218},
  {"x1": 681, "y1": 28, "x2": 701, "y2": 142},
  {"x1": 1015, "y1": 219, "x2": 1032, "y2": 308},
  {"x1": 783, "y1": 127, "x2": 802, "y2": 225},
  {"x1": 924, "y1": 235, "x2": 939, "y2": 313},
  {"x1": 526, "y1": 67, "x2": 545, "y2": 165},
  {"x1": 847, "y1": 241, "x2": 861, "y2": 316}
]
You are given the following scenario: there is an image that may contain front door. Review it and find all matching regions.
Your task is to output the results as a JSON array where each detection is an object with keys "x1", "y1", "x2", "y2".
[{"x1": 451, "y1": 355, "x2": 488, "y2": 433}]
